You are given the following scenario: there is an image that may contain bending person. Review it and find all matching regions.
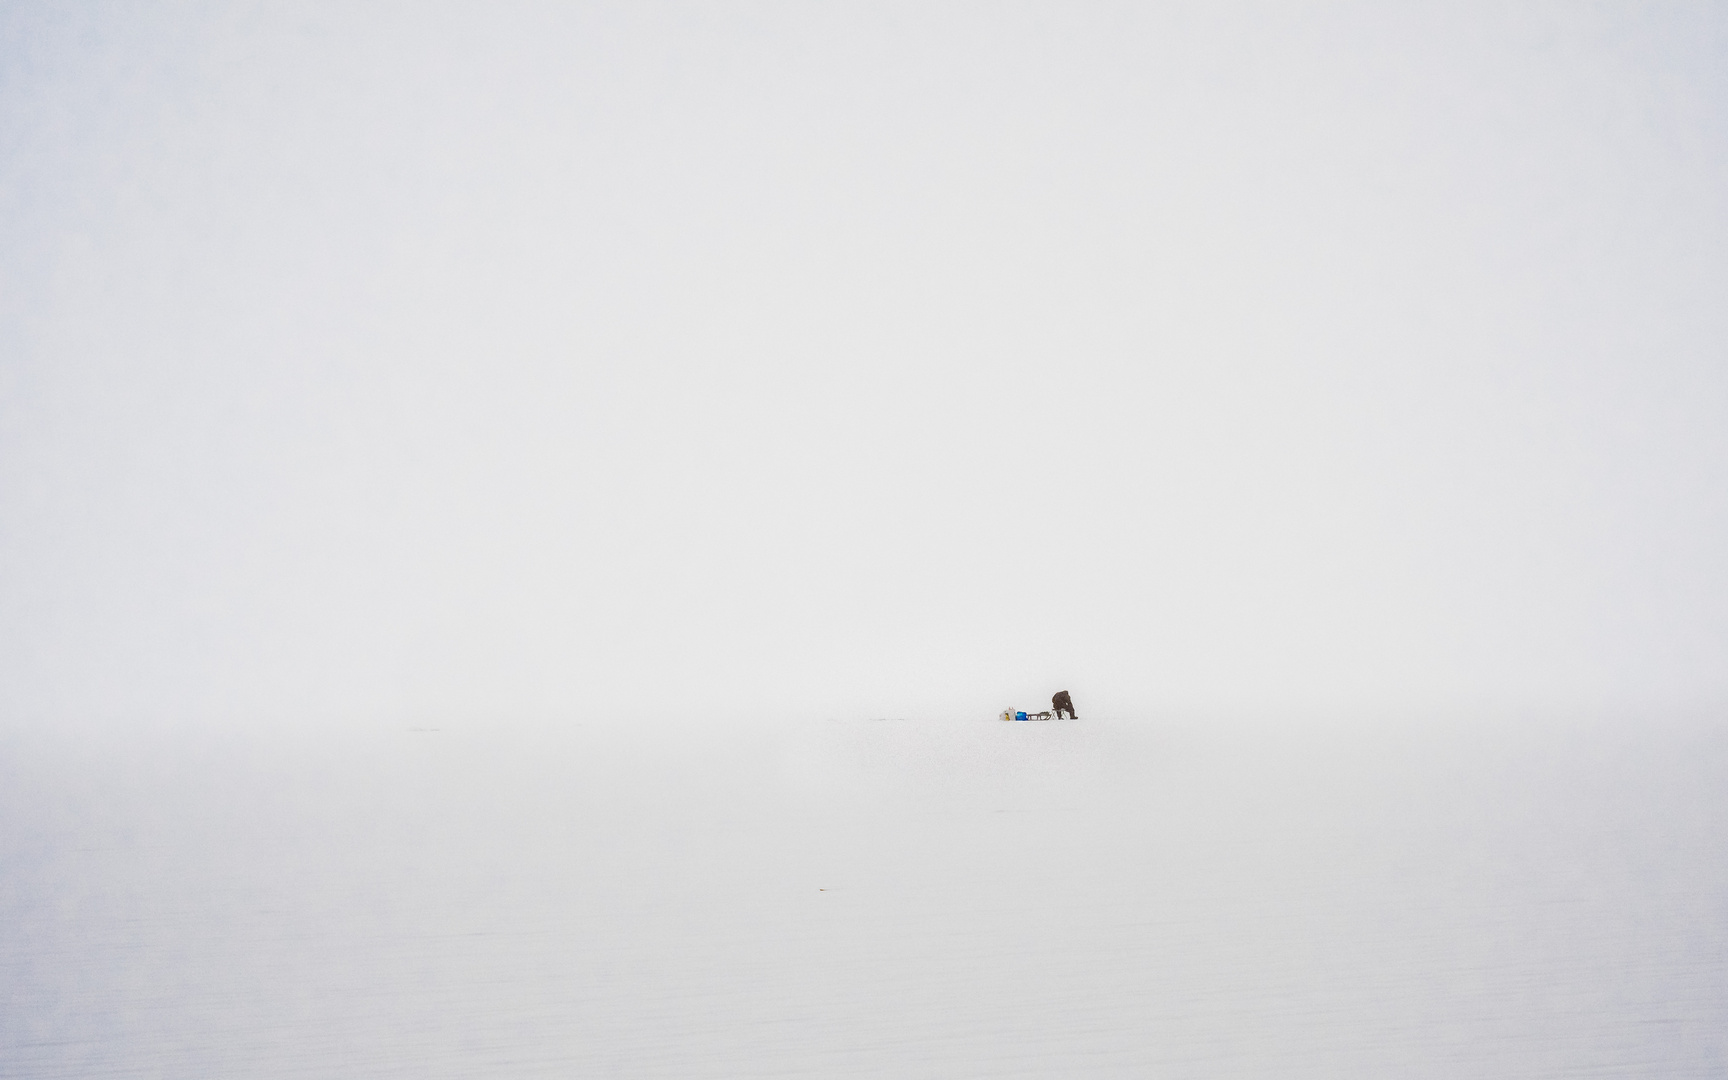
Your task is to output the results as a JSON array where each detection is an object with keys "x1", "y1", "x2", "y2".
[{"x1": 1052, "y1": 690, "x2": 1077, "y2": 719}]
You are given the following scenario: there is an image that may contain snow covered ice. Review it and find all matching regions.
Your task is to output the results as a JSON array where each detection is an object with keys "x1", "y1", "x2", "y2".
[{"x1": 4, "y1": 713, "x2": 1724, "y2": 1078}]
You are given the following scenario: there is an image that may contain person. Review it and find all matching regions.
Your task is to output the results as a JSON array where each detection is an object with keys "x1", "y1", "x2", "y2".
[{"x1": 1052, "y1": 690, "x2": 1077, "y2": 719}]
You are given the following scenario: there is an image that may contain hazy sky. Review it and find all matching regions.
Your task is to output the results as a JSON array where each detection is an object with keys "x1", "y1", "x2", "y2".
[{"x1": 3, "y1": 2, "x2": 1725, "y2": 727}]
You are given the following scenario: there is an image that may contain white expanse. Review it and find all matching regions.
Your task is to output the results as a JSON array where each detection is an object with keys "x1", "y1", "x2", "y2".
[
  {"x1": 4, "y1": 712, "x2": 1724, "y2": 1077},
  {"x1": 4, "y1": 5, "x2": 1727, "y2": 1076}
]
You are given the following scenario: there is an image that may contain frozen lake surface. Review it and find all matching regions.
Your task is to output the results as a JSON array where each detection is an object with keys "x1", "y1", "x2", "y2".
[{"x1": 4, "y1": 714, "x2": 1725, "y2": 1077}]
